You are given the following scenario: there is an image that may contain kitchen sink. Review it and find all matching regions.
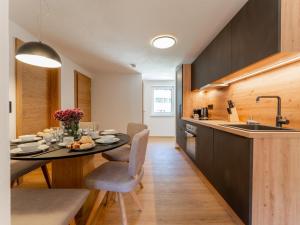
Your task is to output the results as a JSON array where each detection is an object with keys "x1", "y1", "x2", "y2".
[{"x1": 221, "y1": 124, "x2": 296, "y2": 132}]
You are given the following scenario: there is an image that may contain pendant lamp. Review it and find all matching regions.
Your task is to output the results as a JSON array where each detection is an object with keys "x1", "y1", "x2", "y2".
[{"x1": 15, "y1": 0, "x2": 62, "y2": 68}]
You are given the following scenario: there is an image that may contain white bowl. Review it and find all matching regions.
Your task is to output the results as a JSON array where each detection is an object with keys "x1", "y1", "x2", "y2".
[
  {"x1": 19, "y1": 134, "x2": 36, "y2": 141},
  {"x1": 96, "y1": 137, "x2": 120, "y2": 144},
  {"x1": 63, "y1": 136, "x2": 74, "y2": 145},
  {"x1": 18, "y1": 142, "x2": 40, "y2": 152},
  {"x1": 100, "y1": 135, "x2": 115, "y2": 139}
]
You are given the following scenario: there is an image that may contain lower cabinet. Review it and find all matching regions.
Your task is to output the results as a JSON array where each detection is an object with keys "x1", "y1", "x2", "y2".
[
  {"x1": 176, "y1": 120, "x2": 186, "y2": 151},
  {"x1": 213, "y1": 130, "x2": 253, "y2": 225},
  {"x1": 195, "y1": 124, "x2": 253, "y2": 225},
  {"x1": 195, "y1": 125, "x2": 214, "y2": 182}
]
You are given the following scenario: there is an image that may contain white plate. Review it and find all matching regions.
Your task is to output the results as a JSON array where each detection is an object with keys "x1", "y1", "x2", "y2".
[
  {"x1": 11, "y1": 137, "x2": 42, "y2": 144},
  {"x1": 18, "y1": 142, "x2": 40, "y2": 151},
  {"x1": 96, "y1": 137, "x2": 120, "y2": 144},
  {"x1": 101, "y1": 130, "x2": 118, "y2": 135},
  {"x1": 18, "y1": 134, "x2": 36, "y2": 141},
  {"x1": 11, "y1": 145, "x2": 49, "y2": 155},
  {"x1": 58, "y1": 142, "x2": 67, "y2": 147}
]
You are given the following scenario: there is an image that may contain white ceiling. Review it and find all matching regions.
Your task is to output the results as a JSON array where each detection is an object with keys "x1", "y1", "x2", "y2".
[{"x1": 10, "y1": 0, "x2": 247, "y2": 80}]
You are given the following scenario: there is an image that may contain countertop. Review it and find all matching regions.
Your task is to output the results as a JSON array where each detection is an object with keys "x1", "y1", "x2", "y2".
[{"x1": 182, "y1": 117, "x2": 300, "y2": 139}]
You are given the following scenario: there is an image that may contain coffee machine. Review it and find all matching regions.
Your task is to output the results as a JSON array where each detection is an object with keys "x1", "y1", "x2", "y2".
[{"x1": 193, "y1": 107, "x2": 209, "y2": 120}]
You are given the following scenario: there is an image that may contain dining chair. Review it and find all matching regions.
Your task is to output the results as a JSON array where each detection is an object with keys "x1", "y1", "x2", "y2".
[
  {"x1": 11, "y1": 188, "x2": 89, "y2": 225},
  {"x1": 11, "y1": 160, "x2": 51, "y2": 188},
  {"x1": 102, "y1": 122, "x2": 148, "y2": 162},
  {"x1": 85, "y1": 129, "x2": 150, "y2": 225}
]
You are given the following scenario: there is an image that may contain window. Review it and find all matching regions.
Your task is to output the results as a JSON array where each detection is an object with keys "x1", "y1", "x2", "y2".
[{"x1": 151, "y1": 86, "x2": 175, "y2": 116}]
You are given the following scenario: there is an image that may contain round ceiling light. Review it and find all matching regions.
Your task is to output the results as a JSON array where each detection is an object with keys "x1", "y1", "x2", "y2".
[
  {"x1": 16, "y1": 42, "x2": 62, "y2": 68},
  {"x1": 151, "y1": 35, "x2": 177, "y2": 49}
]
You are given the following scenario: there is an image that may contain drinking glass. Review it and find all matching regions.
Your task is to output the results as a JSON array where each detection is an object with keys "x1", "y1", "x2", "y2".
[
  {"x1": 50, "y1": 127, "x2": 59, "y2": 143},
  {"x1": 57, "y1": 128, "x2": 64, "y2": 143},
  {"x1": 43, "y1": 134, "x2": 52, "y2": 146}
]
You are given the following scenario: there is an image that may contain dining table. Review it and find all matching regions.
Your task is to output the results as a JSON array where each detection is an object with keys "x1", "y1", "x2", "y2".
[{"x1": 10, "y1": 133, "x2": 130, "y2": 225}]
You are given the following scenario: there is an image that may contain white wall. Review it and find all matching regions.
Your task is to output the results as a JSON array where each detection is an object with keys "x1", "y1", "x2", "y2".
[
  {"x1": 92, "y1": 73, "x2": 143, "y2": 133},
  {"x1": 143, "y1": 80, "x2": 175, "y2": 137},
  {"x1": 9, "y1": 21, "x2": 93, "y2": 139},
  {"x1": 0, "y1": 0, "x2": 11, "y2": 224}
]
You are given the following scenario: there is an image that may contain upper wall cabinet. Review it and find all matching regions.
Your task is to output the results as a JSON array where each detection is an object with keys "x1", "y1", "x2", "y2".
[
  {"x1": 192, "y1": 24, "x2": 231, "y2": 90},
  {"x1": 231, "y1": 0, "x2": 279, "y2": 72},
  {"x1": 191, "y1": 0, "x2": 300, "y2": 90}
]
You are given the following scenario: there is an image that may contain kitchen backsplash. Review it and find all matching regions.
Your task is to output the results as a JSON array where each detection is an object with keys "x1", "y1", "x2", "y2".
[{"x1": 191, "y1": 61, "x2": 300, "y2": 128}]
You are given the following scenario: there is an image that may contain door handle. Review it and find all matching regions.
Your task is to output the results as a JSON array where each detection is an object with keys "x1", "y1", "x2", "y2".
[{"x1": 179, "y1": 104, "x2": 182, "y2": 118}]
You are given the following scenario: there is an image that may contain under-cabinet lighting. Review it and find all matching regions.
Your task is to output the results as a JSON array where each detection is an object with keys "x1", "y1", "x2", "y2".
[
  {"x1": 223, "y1": 54, "x2": 300, "y2": 85},
  {"x1": 196, "y1": 83, "x2": 228, "y2": 91}
]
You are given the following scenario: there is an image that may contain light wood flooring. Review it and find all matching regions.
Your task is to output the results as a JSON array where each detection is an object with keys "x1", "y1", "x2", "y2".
[{"x1": 18, "y1": 137, "x2": 240, "y2": 225}]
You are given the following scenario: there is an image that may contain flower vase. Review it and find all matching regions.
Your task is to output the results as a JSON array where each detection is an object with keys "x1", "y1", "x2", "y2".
[{"x1": 64, "y1": 121, "x2": 80, "y2": 139}]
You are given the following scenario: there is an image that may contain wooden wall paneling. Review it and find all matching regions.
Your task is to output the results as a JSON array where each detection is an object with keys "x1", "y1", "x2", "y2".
[
  {"x1": 252, "y1": 138, "x2": 300, "y2": 225},
  {"x1": 192, "y1": 61, "x2": 300, "y2": 129},
  {"x1": 74, "y1": 71, "x2": 91, "y2": 122},
  {"x1": 281, "y1": 0, "x2": 300, "y2": 52},
  {"x1": 15, "y1": 39, "x2": 23, "y2": 137},
  {"x1": 48, "y1": 68, "x2": 61, "y2": 127},
  {"x1": 182, "y1": 64, "x2": 193, "y2": 118}
]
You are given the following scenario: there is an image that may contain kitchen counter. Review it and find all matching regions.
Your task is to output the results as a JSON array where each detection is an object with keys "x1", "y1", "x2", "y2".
[
  {"x1": 182, "y1": 117, "x2": 300, "y2": 139},
  {"x1": 181, "y1": 117, "x2": 300, "y2": 225}
]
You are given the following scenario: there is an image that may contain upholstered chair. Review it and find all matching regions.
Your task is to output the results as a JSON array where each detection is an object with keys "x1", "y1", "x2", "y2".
[
  {"x1": 11, "y1": 188, "x2": 89, "y2": 225},
  {"x1": 11, "y1": 160, "x2": 51, "y2": 188},
  {"x1": 85, "y1": 129, "x2": 150, "y2": 225},
  {"x1": 102, "y1": 122, "x2": 148, "y2": 162}
]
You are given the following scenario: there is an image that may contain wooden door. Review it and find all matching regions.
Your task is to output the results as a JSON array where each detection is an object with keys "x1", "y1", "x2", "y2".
[
  {"x1": 15, "y1": 39, "x2": 60, "y2": 136},
  {"x1": 74, "y1": 71, "x2": 91, "y2": 122}
]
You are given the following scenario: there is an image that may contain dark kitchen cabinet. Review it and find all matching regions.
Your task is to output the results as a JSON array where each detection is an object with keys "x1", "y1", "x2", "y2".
[
  {"x1": 176, "y1": 65, "x2": 186, "y2": 150},
  {"x1": 192, "y1": 24, "x2": 231, "y2": 90},
  {"x1": 231, "y1": 0, "x2": 280, "y2": 72},
  {"x1": 213, "y1": 130, "x2": 253, "y2": 225},
  {"x1": 192, "y1": 51, "x2": 208, "y2": 90},
  {"x1": 191, "y1": 0, "x2": 286, "y2": 90},
  {"x1": 195, "y1": 125, "x2": 214, "y2": 182}
]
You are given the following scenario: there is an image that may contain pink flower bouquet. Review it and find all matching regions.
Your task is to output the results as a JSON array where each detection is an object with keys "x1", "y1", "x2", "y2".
[{"x1": 54, "y1": 108, "x2": 84, "y2": 138}]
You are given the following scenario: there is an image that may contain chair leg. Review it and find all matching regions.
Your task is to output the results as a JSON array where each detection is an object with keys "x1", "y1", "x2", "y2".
[
  {"x1": 117, "y1": 192, "x2": 128, "y2": 225},
  {"x1": 69, "y1": 218, "x2": 77, "y2": 225},
  {"x1": 139, "y1": 182, "x2": 144, "y2": 189},
  {"x1": 129, "y1": 191, "x2": 143, "y2": 211},
  {"x1": 104, "y1": 191, "x2": 110, "y2": 207},
  {"x1": 41, "y1": 165, "x2": 51, "y2": 188},
  {"x1": 11, "y1": 180, "x2": 16, "y2": 188}
]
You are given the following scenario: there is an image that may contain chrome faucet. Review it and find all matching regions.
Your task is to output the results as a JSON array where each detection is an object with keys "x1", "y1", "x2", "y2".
[{"x1": 256, "y1": 96, "x2": 289, "y2": 127}]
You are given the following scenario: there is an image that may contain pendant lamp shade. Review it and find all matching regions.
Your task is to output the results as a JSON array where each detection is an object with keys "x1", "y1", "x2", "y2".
[{"x1": 15, "y1": 41, "x2": 62, "y2": 68}]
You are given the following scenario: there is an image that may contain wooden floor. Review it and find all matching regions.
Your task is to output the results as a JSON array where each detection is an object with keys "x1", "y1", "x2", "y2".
[{"x1": 19, "y1": 137, "x2": 240, "y2": 225}]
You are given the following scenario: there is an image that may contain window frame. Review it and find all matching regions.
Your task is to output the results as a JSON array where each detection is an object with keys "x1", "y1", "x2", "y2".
[{"x1": 151, "y1": 85, "x2": 175, "y2": 117}]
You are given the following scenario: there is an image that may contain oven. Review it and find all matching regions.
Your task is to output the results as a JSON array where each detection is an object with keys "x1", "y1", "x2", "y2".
[{"x1": 185, "y1": 124, "x2": 197, "y2": 160}]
